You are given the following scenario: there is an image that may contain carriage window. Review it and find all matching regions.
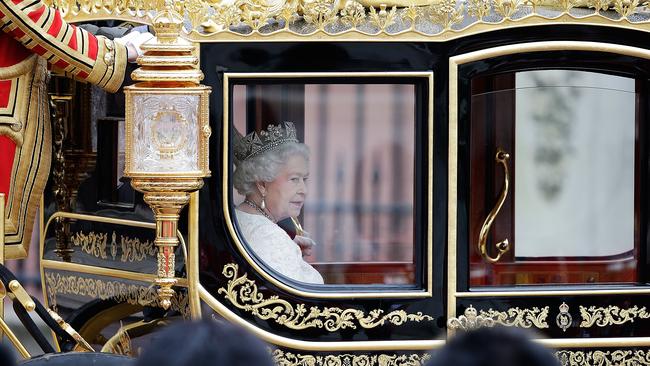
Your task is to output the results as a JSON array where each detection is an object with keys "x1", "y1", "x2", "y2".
[
  {"x1": 469, "y1": 70, "x2": 639, "y2": 286},
  {"x1": 230, "y1": 82, "x2": 417, "y2": 285}
]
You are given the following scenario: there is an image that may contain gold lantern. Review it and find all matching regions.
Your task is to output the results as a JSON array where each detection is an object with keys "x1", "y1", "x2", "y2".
[{"x1": 124, "y1": 1, "x2": 211, "y2": 309}]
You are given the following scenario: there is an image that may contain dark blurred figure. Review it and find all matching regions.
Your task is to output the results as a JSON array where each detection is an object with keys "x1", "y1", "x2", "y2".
[
  {"x1": 426, "y1": 327, "x2": 560, "y2": 366},
  {"x1": 0, "y1": 342, "x2": 16, "y2": 366},
  {"x1": 135, "y1": 320, "x2": 274, "y2": 366}
]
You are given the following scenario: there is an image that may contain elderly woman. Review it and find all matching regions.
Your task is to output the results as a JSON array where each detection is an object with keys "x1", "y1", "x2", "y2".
[{"x1": 233, "y1": 122, "x2": 324, "y2": 284}]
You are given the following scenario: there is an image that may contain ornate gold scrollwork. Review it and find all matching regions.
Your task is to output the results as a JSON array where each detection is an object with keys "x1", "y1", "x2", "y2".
[
  {"x1": 579, "y1": 305, "x2": 650, "y2": 328},
  {"x1": 480, "y1": 306, "x2": 549, "y2": 329},
  {"x1": 556, "y1": 350, "x2": 650, "y2": 366},
  {"x1": 44, "y1": 272, "x2": 190, "y2": 318},
  {"x1": 447, "y1": 305, "x2": 495, "y2": 331},
  {"x1": 272, "y1": 349, "x2": 431, "y2": 366},
  {"x1": 218, "y1": 263, "x2": 433, "y2": 331},
  {"x1": 477, "y1": 149, "x2": 511, "y2": 263},
  {"x1": 56, "y1": 0, "x2": 650, "y2": 39},
  {"x1": 448, "y1": 305, "x2": 549, "y2": 331},
  {"x1": 70, "y1": 230, "x2": 157, "y2": 262}
]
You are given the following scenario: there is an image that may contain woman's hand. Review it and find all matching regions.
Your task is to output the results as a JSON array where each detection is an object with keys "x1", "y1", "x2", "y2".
[{"x1": 294, "y1": 232, "x2": 316, "y2": 258}]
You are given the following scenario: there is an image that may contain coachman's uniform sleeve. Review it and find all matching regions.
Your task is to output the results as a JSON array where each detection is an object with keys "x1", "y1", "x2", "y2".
[{"x1": 0, "y1": 0, "x2": 127, "y2": 92}]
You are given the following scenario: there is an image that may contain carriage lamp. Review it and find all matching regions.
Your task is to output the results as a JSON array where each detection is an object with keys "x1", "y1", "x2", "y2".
[{"x1": 124, "y1": 1, "x2": 211, "y2": 309}]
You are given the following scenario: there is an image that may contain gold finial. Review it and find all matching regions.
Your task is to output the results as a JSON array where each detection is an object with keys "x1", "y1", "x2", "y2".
[
  {"x1": 125, "y1": 0, "x2": 211, "y2": 311},
  {"x1": 152, "y1": 0, "x2": 185, "y2": 43}
]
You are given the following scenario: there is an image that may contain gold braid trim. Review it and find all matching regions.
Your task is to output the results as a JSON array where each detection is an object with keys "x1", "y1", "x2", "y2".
[
  {"x1": 272, "y1": 349, "x2": 431, "y2": 366},
  {"x1": 0, "y1": 55, "x2": 38, "y2": 146},
  {"x1": 4, "y1": 58, "x2": 50, "y2": 260},
  {"x1": 44, "y1": 272, "x2": 190, "y2": 318},
  {"x1": 556, "y1": 350, "x2": 650, "y2": 366}
]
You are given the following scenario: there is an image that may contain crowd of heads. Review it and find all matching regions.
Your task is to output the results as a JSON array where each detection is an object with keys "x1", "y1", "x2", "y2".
[{"x1": 0, "y1": 321, "x2": 563, "y2": 366}]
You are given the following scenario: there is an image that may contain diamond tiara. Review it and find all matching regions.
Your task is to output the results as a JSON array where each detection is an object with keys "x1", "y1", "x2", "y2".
[{"x1": 233, "y1": 121, "x2": 299, "y2": 162}]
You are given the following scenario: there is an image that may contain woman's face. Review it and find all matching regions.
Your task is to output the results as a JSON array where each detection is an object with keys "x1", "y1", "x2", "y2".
[{"x1": 263, "y1": 155, "x2": 309, "y2": 221}]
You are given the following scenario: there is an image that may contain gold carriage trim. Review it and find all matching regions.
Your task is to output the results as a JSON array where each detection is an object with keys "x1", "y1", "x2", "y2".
[
  {"x1": 272, "y1": 349, "x2": 431, "y2": 366},
  {"x1": 69, "y1": 231, "x2": 157, "y2": 263},
  {"x1": 480, "y1": 306, "x2": 549, "y2": 329},
  {"x1": 218, "y1": 263, "x2": 434, "y2": 331},
  {"x1": 51, "y1": 0, "x2": 650, "y2": 41},
  {"x1": 555, "y1": 350, "x2": 650, "y2": 366},
  {"x1": 579, "y1": 305, "x2": 650, "y2": 328},
  {"x1": 44, "y1": 272, "x2": 190, "y2": 318}
]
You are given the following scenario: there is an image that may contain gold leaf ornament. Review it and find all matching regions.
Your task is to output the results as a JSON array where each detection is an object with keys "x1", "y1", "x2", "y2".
[
  {"x1": 302, "y1": 0, "x2": 339, "y2": 30},
  {"x1": 614, "y1": 0, "x2": 640, "y2": 18},
  {"x1": 340, "y1": 0, "x2": 366, "y2": 28},
  {"x1": 184, "y1": 0, "x2": 210, "y2": 30},
  {"x1": 587, "y1": 0, "x2": 609, "y2": 11},
  {"x1": 549, "y1": 0, "x2": 574, "y2": 12},
  {"x1": 404, "y1": 4, "x2": 422, "y2": 29},
  {"x1": 579, "y1": 305, "x2": 650, "y2": 328},
  {"x1": 428, "y1": 0, "x2": 465, "y2": 30},
  {"x1": 272, "y1": 350, "x2": 431, "y2": 366},
  {"x1": 493, "y1": 0, "x2": 523, "y2": 18},
  {"x1": 467, "y1": 0, "x2": 492, "y2": 20},
  {"x1": 556, "y1": 350, "x2": 650, "y2": 366},
  {"x1": 479, "y1": 306, "x2": 549, "y2": 329},
  {"x1": 218, "y1": 263, "x2": 434, "y2": 331},
  {"x1": 277, "y1": 2, "x2": 300, "y2": 28},
  {"x1": 241, "y1": 0, "x2": 272, "y2": 31},
  {"x1": 209, "y1": 4, "x2": 243, "y2": 31},
  {"x1": 368, "y1": 4, "x2": 397, "y2": 31}
]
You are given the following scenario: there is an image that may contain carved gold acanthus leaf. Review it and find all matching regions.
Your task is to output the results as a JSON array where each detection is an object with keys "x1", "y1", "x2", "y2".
[
  {"x1": 218, "y1": 263, "x2": 433, "y2": 331},
  {"x1": 54, "y1": 0, "x2": 650, "y2": 41},
  {"x1": 556, "y1": 350, "x2": 650, "y2": 366},
  {"x1": 272, "y1": 349, "x2": 431, "y2": 366},
  {"x1": 579, "y1": 305, "x2": 650, "y2": 328},
  {"x1": 44, "y1": 272, "x2": 190, "y2": 318},
  {"x1": 480, "y1": 306, "x2": 550, "y2": 329}
]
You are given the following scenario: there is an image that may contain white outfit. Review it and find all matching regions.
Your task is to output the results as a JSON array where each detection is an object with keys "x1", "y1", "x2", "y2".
[{"x1": 235, "y1": 210, "x2": 324, "y2": 284}]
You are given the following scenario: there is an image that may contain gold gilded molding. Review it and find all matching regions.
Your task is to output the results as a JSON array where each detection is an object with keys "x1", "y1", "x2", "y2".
[
  {"x1": 70, "y1": 230, "x2": 157, "y2": 262},
  {"x1": 55, "y1": 0, "x2": 650, "y2": 42},
  {"x1": 555, "y1": 350, "x2": 650, "y2": 366},
  {"x1": 272, "y1": 349, "x2": 431, "y2": 366},
  {"x1": 480, "y1": 306, "x2": 549, "y2": 329},
  {"x1": 580, "y1": 305, "x2": 650, "y2": 328},
  {"x1": 44, "y1": 272, "x2": 190, "y2": 318},
  {"x1": 218, "y1": 263, "x2": 434, "y2": 331}
]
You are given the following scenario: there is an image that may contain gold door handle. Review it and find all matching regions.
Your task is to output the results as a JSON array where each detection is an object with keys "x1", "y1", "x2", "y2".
[{"x1": 478, "y1": 149, "x2": 511, "y2": 263}]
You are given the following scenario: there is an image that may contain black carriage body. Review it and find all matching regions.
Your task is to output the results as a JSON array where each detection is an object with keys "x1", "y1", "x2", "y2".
[{"x1": 38, "y1": 19, "x2": 650, "y2": 364}]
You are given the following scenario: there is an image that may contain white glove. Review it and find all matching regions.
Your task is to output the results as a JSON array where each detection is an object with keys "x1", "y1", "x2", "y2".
[{"x1": 115, "y1": 30, "x2": 154, "y2": 63}]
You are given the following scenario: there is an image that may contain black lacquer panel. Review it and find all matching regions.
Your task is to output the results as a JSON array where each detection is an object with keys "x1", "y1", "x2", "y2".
[{"x1": 194, "y1": 25, "x2": 650, "y2": 344}]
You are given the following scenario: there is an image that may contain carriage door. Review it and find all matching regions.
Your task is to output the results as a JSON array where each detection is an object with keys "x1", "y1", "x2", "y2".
[{"x1": 448, "y1": 43, "x2": 650, "y2": 356}]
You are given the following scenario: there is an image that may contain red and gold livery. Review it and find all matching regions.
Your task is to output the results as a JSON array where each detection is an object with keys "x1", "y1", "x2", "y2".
[{"x1": 0, "y1": 0, "x2": 127, "y2": 258}]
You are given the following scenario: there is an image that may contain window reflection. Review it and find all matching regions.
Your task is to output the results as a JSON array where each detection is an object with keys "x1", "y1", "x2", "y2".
[
  {"x1": 231, "y1": 83, "x2": 416, "y2": 285},
  {"x1": 469, "y1": 70, "x2": 638, "y2": 286},
  {"x1": 515, "y1": 71, "x2": 635, "y2": 259}
]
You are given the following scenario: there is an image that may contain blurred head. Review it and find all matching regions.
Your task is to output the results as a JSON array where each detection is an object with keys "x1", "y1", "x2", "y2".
[
  {"x1": 233, "y1": 142, "x2": 310, "y2": 221},
  {"x1": 0, "y1": 343, "x2": 15, "y2": 366},
  {"x1": 425, "y1": 327, "x2": 560, "y2": 366},
  {"x1": 135, "y1": 320, "x2": 274, "y2": 366}
]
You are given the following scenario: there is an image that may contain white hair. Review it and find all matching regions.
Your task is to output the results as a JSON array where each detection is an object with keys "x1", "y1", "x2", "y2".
[{"x1": 233, "y1": 142, "x2": 310, "y2": 196}]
